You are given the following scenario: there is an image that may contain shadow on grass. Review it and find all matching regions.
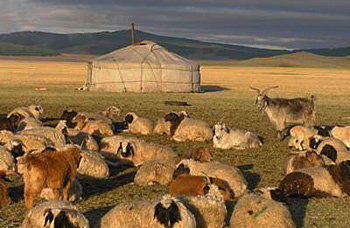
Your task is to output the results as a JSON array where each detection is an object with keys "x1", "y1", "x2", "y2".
[
  {"x1": 8, "y1": 184, "x2": 24, "y2": 203},
  {"x1": 201, "y1": 85, "x2": 229, "y2": 92},
  {"x1": 287, "y1": 197, "x2": 309, "y2": 228},
  {"x1": 84, "y1": 205, "x2": 115, "y2": 228},
  {"x1": 237, "y1": 164, "x2": 261, "y2": 190}
]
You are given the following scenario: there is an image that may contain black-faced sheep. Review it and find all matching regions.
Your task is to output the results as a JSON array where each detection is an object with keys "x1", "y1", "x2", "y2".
[
  {"x1": 164, "y1": 112, "x2": 212, "y2": 142},
  {"x1": 8, "y1": 104, "x2": 44, "y2": 120},
  {"x1": 99, "y1": 135, "x2": 142, "y2": 161},
  {"x1": 173, "y1": 159, "x2": 247, "y2": 198},
  {"x1": 125, "y1": 112, "x2": 153, "y2": 135},
  {"x1": 230, "y1": 192, "x2": 296, "y2": 228},
  {"x1": 0, "y1": 113, "x2": 23, "y2": 132},
  {"x1": 20, "y1": 200, "x2": 89, "y2": 228},
  {"x1": 212, "y1": 122, "x2": 262, "y2": 150},
  {"x1": 117, "y1": 139, "x2": 177, "y2": 166},
  {"x1": 99, "y1": 194, "x2": 196, "y2": 228},
  {"x1": 286, "y1": 151, "x2": 325, "y2": 174},
  {"x1": 279, "y1": 160, "x2": 350, "y2": 198}
]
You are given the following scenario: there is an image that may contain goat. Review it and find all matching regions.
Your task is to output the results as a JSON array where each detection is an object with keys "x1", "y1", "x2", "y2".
[{"x1": 250, "y1": 86, "x2": 316, "y2": 139}]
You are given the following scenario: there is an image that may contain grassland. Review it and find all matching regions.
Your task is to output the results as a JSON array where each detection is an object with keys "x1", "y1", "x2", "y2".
[{"x1": 1, "y1": 55, "x2": 350, "y2": 228}]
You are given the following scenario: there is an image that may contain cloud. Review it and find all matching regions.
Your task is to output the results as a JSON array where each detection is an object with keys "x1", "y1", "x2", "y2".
[{"x1": 1, "y1": 0, "x2": 349, "y2": 49}]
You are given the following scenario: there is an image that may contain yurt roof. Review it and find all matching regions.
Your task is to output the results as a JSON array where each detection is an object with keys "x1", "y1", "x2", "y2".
[{"x1": 92, "y1": 40, "x2": 199, "y2": 70}]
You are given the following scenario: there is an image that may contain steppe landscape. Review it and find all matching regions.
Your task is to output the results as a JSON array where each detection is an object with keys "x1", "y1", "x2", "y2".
[{"x1": 1, "y1": 54, "x2": 350, "y2": 228}]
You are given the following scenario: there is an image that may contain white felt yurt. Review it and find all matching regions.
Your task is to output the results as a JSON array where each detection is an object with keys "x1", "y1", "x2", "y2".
[{"x1": 83, "y1": 41, "x2": 201, "y2": 93}]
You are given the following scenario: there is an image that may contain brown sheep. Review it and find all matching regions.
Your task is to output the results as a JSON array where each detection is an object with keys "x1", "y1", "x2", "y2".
[
  {"x1": 72, "y1": 113, "x2": 114, "y2": 137},
  {"x1": 16, "y1": 146, "x2": 82, "y2": 209},
  {"x1": 286, "y1": 151, "x2": 325, "y2": 174},
  {"x1": 170, "y1": 174, "x2": 234, "y2": 201}
]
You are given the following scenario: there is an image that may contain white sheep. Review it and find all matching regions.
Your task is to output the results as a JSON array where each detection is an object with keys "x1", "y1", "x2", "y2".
[
  {"x1": 40, "y1": 179, "x2": 82, "y2": 202},
  {"x1": 72, "y1": 113, "x2": 114, "y2": 137},
  {"x1": 174, "y1": 159, "x2": 247, "y2": 198},
  {"x1": 331, "y1": 126, "x2": 350, "y2": 148},
  {"x1": 0, "y1": 145, "x2": 16, "y2": 173},
  {"x1": 165, "y1": 113, "x2": 212, "y2": 142},
  {"x1": 286, "y1": 125, "x2": 317, "y2": 151},
  {"x1": 20, "y1": 200, "x2": 89, "y2": 228},
  {"x1": 125, "y1": 112, "x2": 154, "y2": 135},
  {"x1": 99, "y1": 194, "x2": 196, "y2": 228},
  {"x1": 15, "y1": 116, "x2": 42, "y2": 132},
  {"x1": 213, "y1": 122, "x2": 262, "y2": 150},
  {"x1": 117, "y1": 139, "x2": 177, "y2": 166},
  {"x1": 230, "y1": 192, "x2": 296, "y2": 228},
  {"x1": 153, "y1": 117, "x2": 172, "y2": 135},
  {"x1": 8, "y1": 104, "x2": 44, "y2": 120},
  {"x1": 19, "y1": 120, "x2": 67, "y2": 147},
  {"x1": 177, "y1": 184, "x2": 227, "y2": 228},
  {"x1": 65, "y1": 128, "x2": 99, "y2": 151},
  {"x1": 77, "y1": 150, "x2": 110, "y2": 179},
  {"x1": 279, "y1": 160, "x2": 350, "y2": 198}
]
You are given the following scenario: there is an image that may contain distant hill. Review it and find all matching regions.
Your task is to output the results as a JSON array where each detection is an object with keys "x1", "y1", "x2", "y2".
[
  {"x1": 297, "y1": 47, "x2": 350, "y2": 57},
  {"x1": 0, "y1": 42, "x2": 59, "y2": 56},
  {"x1": 200, "y1": 52, "x2": 350, "y2": 68},
  {"x1": 0, "y1": 30, "x2": 289, "y2": 59}
]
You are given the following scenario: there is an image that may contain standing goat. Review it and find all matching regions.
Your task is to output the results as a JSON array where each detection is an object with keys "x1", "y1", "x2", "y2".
[{"x1": 250, "y1": 86, "x2": 316, "y2": 139}]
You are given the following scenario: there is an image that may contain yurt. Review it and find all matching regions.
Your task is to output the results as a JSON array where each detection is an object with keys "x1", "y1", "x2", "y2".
[{"x1": 83, "y1": 41, "x2": 201, "y2": 93}]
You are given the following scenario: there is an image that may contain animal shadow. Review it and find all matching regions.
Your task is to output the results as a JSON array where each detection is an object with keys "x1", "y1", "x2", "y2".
[
  {"x1": 200, "y1": 85, "x2": 229, "y2": 92},
  {"x1": 237, "y1": 164, "x2": 261, "y2": 190},
  {"x1": 286, "y1": 196, "x2": 309, "y2": 228},
  {"x1": 84, "y1": 205, "x2": 115, "y2": 228}
]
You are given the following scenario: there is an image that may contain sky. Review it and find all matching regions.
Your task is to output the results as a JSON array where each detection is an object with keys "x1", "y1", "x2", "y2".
[{"x1": 1, "y1": 0, "x2": 349, "y2": 50}]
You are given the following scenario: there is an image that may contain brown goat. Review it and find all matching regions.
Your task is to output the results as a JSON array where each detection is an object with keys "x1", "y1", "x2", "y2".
[
  {"x1": 251, "y1": 86, "x2": 316, "y2": 139},
  {"x1": 17, "y1": 146, "x2": 82, "y2": 209},
  {"x1": 170, "y1": 174, "x2": 234, "y2": 201}
]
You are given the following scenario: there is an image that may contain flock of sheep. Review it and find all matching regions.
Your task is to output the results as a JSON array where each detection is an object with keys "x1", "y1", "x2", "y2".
[{"x1": 1, "y1": 85, "x2": 350, "y2": 228}]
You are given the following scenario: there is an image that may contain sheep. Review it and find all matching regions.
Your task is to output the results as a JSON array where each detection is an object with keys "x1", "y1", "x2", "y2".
[
  {"x1": 0, "y1": 145, "x2": 16, "y2": 173},
  {"x1": 99, "y1": 194, "x2": 196, "y2": 228},
  {"x1": 286, "y1": 151, "x2": 325, "y2": 174},
  {"x1": 165, "y1": 112, "x2": 212, "y2": 142},
  {"x1": 72, "y1": 113, "x2": 114, "y2": 137},
  {"x1": 176, "y1": 184, "x2": 227, "y2": 228},
  {"x1": 0, "y1": 113, "x2": 23, "y2": 132},
  {"x1": 77, "y1": 150, "x2": 110, "y2": 179},
  {"x1": 250, "y1": 86, "x2": 316, "y2": 139},
  {"x1": 99, "y1": 105, "x2": 121, "y2": 120},
  {"x1": 285, "y1": 125, "x2": 317, "y2": 151},
  {"x1": 230, "y1": 192, "x2": 296, "y2": 228},
  {"x1": 20, "y1": 200, "x2": 89, "y2": 228},
  {"x1": 254, "y1": 187, "x2": 287, "y2": 202},
  {"x1": 5, "y1": 135, "x2": 55, "y2": 155},
  {"x1": 309, "y1": 135, "x2": 350, "y2": 164},
  {"x1": 330, "y1": 126, "x2": 350, "y2": 148},
  {"x1": 212, "y1": 122, "x2": 262, "y2": 150},
  {"x1": 99, "y1": 135, "x2": 142, "y2": 161},
  {"x1": 134, "y1": 147, "x2": 213, "y2": 186},
  {"x1": 65, "y1": 127, "x2": 99, "y2": 151},
  {"x1": 170, "y1": 174, "x2": 234, "y2": 201},
  {"x1": 15, "y1": 116, "x2": 42, "y2": 131},
  {"x1": 19, "y1": 120, "x2": 67, "y2": 147},
  {"x1": 8, "y1": 104, "x2": 44, "y2": 120},
  {"x1": 40, "y1": 179, "x2": 83, "y2": 202},
  {"x1": 173, "y1": 159, "x2": 247, "y2": 198},
  {"x1": 153, "y1": 117, "x2": 172, "y2": 135},
  {"x1": 0, "y1": 173, "x2": 11, "y2": 206},
  {"x1": 125, "y1": 112, "x2": 153, "y2": 135},
  {"x1": 279, "y1": 160, "x2": 350, "y2": 198},
  {"x1": 60, "y1": 109, "x2": 78, "y2": 128},
  {"x1": 16, "y1": 145, "x2": 82, "y2": 209},
  {"x1": 117, "y1": 139, "x2": 177, "y2": 166}
]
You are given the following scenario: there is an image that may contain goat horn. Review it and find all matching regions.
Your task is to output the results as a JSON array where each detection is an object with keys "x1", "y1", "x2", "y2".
[
  {"x1": 249, "y1": 86, "x2": 261, "y2": 94},
  {"x1": 261, "y1": 85, "x2": 279, "y2": 95}
]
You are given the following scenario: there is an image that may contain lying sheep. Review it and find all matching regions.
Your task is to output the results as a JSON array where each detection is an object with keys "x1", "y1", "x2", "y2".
[
  {"x1": 153, "y1": 117, "x2": 172, "y2": 135},
  {"x1": 99, "y1": 194, "x2": 196, "y2": 228},
  {"x1": 65, "y1": 128, "x2": 99, "y2": 151},
  {"x1": 0, "y1": 173, "x2": 11, "y2": 206},
  {"x1": 286, "y1": 125, "x2": 316, "y2": 151},
  {"x1": 213, "y1": 122, "x2": 262, "y2": 150},
  {"x1": 279, "y1": 160, "x2": 350, "y2": 198},
  {"x1": 99, "y1": 105, "x2": 121, "y2": 120},
  {"x1": 165, "y1": 112, "x2": 212, "y2": 142},
  {"x1": 170, "y1": 174, "x2": 234, "y2": 201},
  {"x1": 331, "y1": 126, "x2": 350, "y2": 148},
  {"x1": 16, "y1": 116, "x2": 42, "y2": 131},
  {"x1": 117, "y1": 139, "x2": 177, "y2": 166},
  {"x1": 8, "y1": 135, "x2": 55, "y2": 155},
  {"x1": 72, "y1": 113, "x2": 114, "y2": 137},
  {"x1": 17, "y1": 145, "x2": 82, "y2": 209},
  {"x1": 0, "y1": 113, "x2": 23, "y2": 132},
  {"x1": 173, "y1": 159, "x2": 247, "y2": 198},
  {"x1": 286, "y1": 151, "x2": 325, "y2": 174},
  {"x1": 309, "y1": 135, "x2": 350, "y2": 163},
  {"x1": 40, "y1": 179, "x2": 83, "y2": 202},
  {"x1": 134, "y1": 147, "x2": 213, "y2": 186},
  {"x1": 0, "y1": 145, "x2": 16, "y2": 173},
  {"x1": 177, "y1": 184, "x2": 227, "y2": 228},
  {"x1": 125, "y1": 112, "x2": 153, "y2": 135},
  {"x1": 60, "y1": 109, "x2": 78, "y2": 128},
  {"x1": 99, "y1": 135, "x2": 142, "y2": 161},
  {"x1": 77, "y1": 150, "x2": 110, "y2": 179},
  {"x1": 8, "y1": 104, "x2": 43, "y2": 120},
  {"x1": 20, "y1": 200, "x2": 89, "y2": 228},
  {"x1": 230, "y1": 192, "x2": 296, "y2": 228},
  {"x1": 19, "y1": 120, "x2": 67, "y2": 147}
]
